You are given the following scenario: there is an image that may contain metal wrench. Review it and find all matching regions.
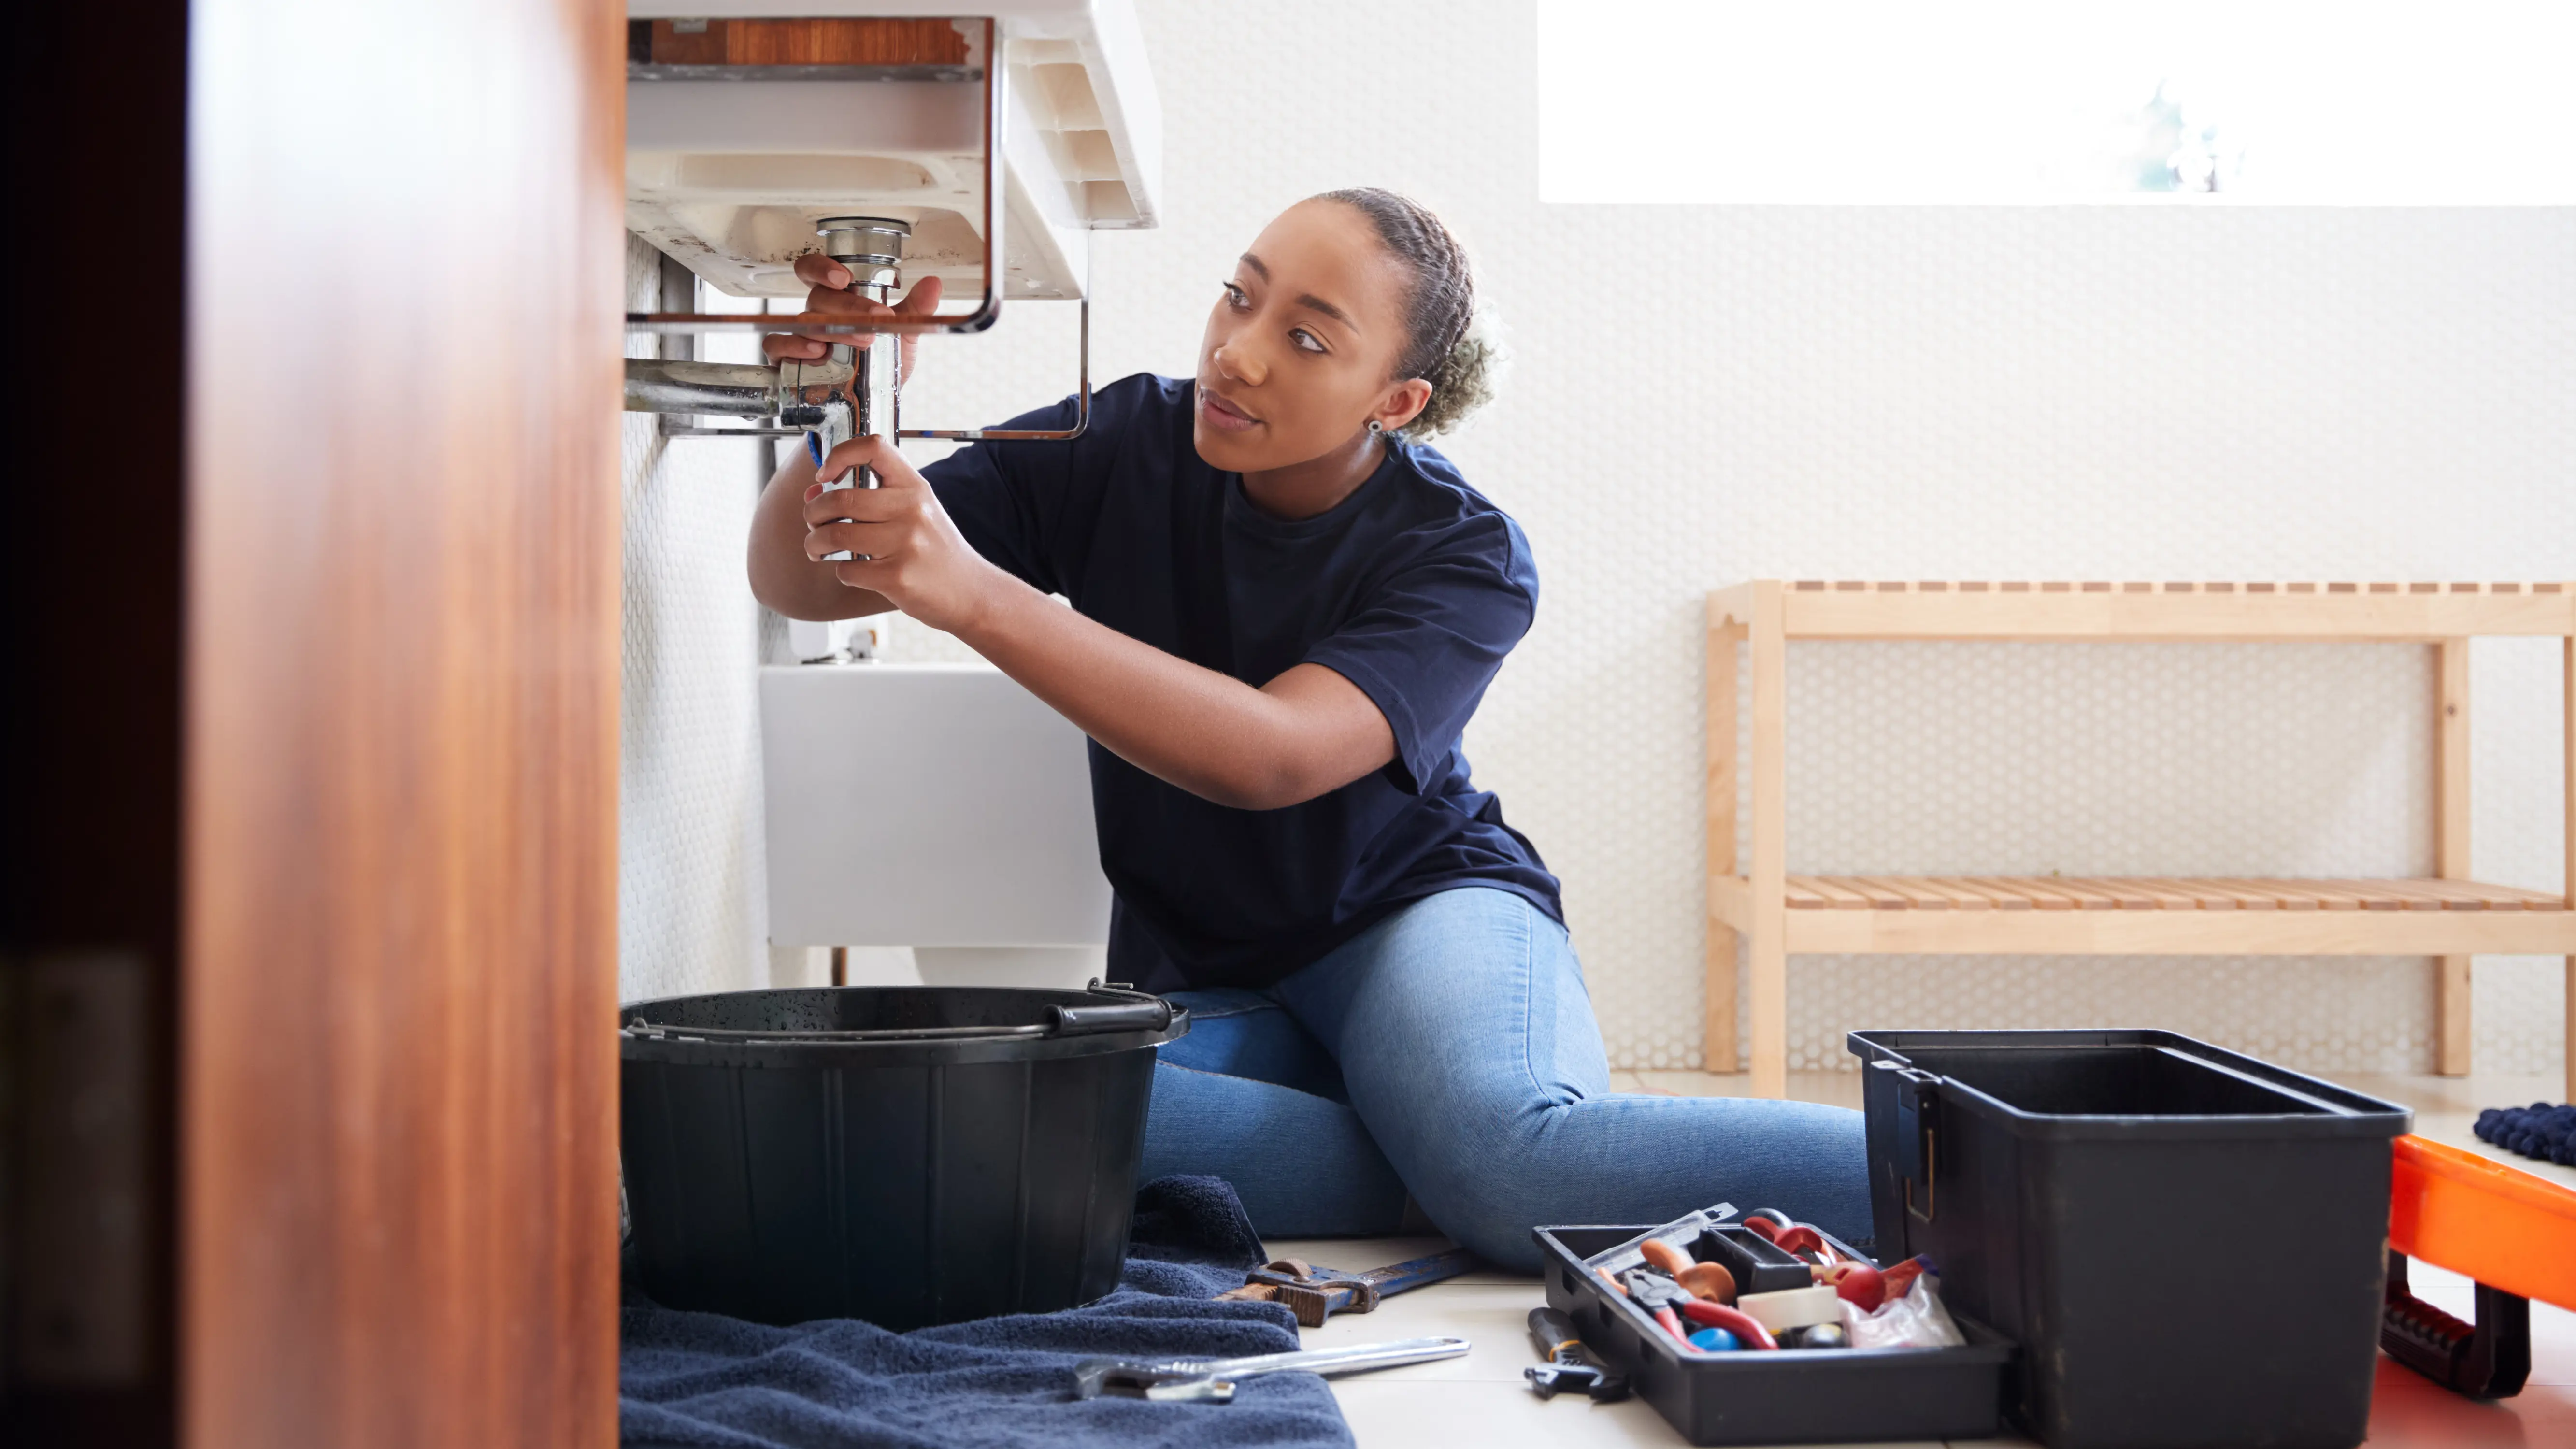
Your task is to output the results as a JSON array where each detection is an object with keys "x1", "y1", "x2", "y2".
[{"x1": 1070, "y1": 1335, "x2": 1470, "y2": 1403}]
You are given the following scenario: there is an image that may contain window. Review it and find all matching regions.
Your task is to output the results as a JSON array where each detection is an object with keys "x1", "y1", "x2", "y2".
[{"x1": 1537, "y1": 1, "x2": 2575, "y2": 204}]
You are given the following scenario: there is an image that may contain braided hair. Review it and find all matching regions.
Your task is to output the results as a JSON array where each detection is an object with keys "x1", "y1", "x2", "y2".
[{"x1": 1313, "y1": 188, "x2": 1501, "y2": 440}]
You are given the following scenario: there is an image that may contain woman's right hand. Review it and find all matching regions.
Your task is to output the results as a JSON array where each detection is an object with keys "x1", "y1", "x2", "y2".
[{"x1": 762, "y1": 253, "x2": 945, "y2": 377}]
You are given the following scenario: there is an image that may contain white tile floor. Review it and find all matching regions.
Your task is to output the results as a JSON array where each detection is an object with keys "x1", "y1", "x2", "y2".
[{"x1": 1264, "y1": 1069, "x2": 2576, "y2": 1449}]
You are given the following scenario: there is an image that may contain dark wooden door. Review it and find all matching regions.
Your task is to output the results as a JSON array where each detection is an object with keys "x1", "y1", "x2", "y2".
[
  {"x1": 177, "y1": 0, "x2": 626, "y2": 1444},
  {"x1": 5, "y1": 5, "x2": 190, "y2": 1443}
]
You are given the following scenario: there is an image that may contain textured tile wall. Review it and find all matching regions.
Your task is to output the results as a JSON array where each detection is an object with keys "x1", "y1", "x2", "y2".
[
  {"x1": 630, "y1": 3, "x2": 2576, "y2": 1071},
  {"x1": 617, "y1": 234, "x2": 778, "y2": 1003}
]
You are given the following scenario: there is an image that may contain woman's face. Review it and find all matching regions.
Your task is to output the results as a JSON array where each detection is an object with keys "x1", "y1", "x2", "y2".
[{"x1": 1193, "y1": 200, "x2": 1431, "y2": 473}]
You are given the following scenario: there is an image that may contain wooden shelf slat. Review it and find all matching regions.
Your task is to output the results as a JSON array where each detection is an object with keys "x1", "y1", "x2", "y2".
[
  {"x1": 2300, "y1": 880, "x2": 2409, "y2": 910},
  {"x1": 1932, "y1": 877, "x2": 2036, "y2": 910},
  {"x1": 2194, "y1": 876, "x2": 2306, "y2": 909},
  {"x1": 2053, "y1": 877, "x2": 2156, "y2": 908},
  {"x1": 2399, "y1": 878, "x2": 2506, "y2": 909},
  {"x1": 1731, "y1": 866, "x2": 2576, "y2": 913},
  {"x1": 2037, "y1": 879, "x2": 2126, "y2": 910},
  {"x1": 2333, "y1": 878, "x2": 2451, "y2": 911},
  {"x1": 1786, "y1": 875, "x2": 1873, "y2": 909},
  {"x1": 1780, "y1": 877, "x2": 1833, "y2": 910},
  {"x1": 1981, "y1": 878, "x2": 2081, "y2": 910},
  {"x1": 2204, "y1": 878, "x2": 2318, "y2": 910},
  {"x1": 1850, "y1": 877, "x2": 1916, "y2": 909},
  {"x1": 1720, "y1": 875, "x2": 2576, "y2": 956},
  {"x1": 1853, "y1": 876, "x2": 1958, "y2": 910},
  {"x1": 1752, "y1": 578, "x2": 2576, "y2": 641},
  {"x1": 1771, "y1": 875, "x2": 2566, "y2": 913},
  {"x1": 2155, "y1": 878, "x2": 2243, "y2": 909},
  {"x1": 2076, "y1": 877, "x2": 2197, "y2": 909},
  {"x1": 1901, "y1": 877, "x2": 1997, "y2": 910}
]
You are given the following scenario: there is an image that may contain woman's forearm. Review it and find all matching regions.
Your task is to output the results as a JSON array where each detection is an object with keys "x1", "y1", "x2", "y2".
[
  {"x1": 747, "y1": 453, "x2": 896, "y2": 622},
  {"x1": 776, "y1": 433, "x2": 1395, "y2": 809},
  {"x1": 747, "y1": 447, "x2": 1342, "y2": 803},
  {"x1": 953, "y1": 574, "x2": 1393, "y2": 811}
]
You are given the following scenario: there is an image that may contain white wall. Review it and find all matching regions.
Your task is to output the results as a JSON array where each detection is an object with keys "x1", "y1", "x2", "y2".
[
  {"x1": 617, "y1": 234, "x2": 780, "y2": 1003},
  {"x1": 872, "y1": 0, "x2": 2573, "y2": 1074},
  {"x1": 612, "y1": 2, "x2": 2571, "y2": 1071}
]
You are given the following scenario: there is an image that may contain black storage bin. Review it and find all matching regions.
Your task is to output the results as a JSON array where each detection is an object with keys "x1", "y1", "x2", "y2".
[
  {"x1": 1849, "y1": 1029, "x2": 2410, "y2": 1449},
  {"x1": 1537, "y1": 1224, "x2": 2015, "y2": 1445},
  {"x1": 621, "y1": 984, "x2": 1188, "y2": 1330}
]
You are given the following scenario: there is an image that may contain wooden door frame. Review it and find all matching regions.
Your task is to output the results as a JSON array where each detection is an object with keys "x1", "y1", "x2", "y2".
[{"x1": 5, "y1": 3, "x2": 628, "y2": 1446}]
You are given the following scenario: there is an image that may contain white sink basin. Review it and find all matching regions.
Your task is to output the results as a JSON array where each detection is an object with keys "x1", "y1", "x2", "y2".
[{"x1": 626, "y1": 1, "x2": 1165, "y2": 303}]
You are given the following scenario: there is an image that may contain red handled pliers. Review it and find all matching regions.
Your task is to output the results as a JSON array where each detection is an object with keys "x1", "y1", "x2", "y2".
[
  {"x1": 1618, "y1": 1269, "x2": 1696, "y2": 1345},
  {"x1": 1620, "y1": 1270, "x2": 1781, "y2": 1351},
  {"x1": 1675, "y1": 1295, "x2": 1780, "y2": 1350}
]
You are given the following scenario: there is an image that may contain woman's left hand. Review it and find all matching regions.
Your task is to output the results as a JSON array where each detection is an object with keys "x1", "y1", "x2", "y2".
[{"x1": 801, "y1": 436, "x2": 1008, "y2": 635}]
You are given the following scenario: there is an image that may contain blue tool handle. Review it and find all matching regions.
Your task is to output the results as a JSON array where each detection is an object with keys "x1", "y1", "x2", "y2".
[
  {"x1": 1365, "y1": 1248, "x2": 1480, "y2": 1295},
  {"x1": 805, "y1": 431, "x2": 825, "y2": 469}
]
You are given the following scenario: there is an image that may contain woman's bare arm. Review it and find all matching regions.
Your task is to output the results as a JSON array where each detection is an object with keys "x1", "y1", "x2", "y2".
[
  {"x1": 749, "y1": 447, "x2": 894, "y2": 620},
  {"x1": 799, "y1": 435, "x2": 1396, "y2": 811},
  {"x1": 962, "y1": 580, "x2": 1395, "y2": 811}
]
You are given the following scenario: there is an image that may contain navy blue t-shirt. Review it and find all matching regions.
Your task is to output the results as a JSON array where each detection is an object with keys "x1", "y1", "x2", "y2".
[{"x1": 921, "y1": 373, "x2": 1563, "y2": 991}]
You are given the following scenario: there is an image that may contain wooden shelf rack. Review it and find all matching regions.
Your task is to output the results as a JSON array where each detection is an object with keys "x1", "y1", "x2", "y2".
[{"x1": 1705, "y1": 579, "x2": 2576, "y2": 1101}]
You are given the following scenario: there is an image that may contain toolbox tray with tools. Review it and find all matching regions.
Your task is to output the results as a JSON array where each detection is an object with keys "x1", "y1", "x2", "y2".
[{"x1": 1535, "y1": 1222, "x2": 2015, "y2": 1445}]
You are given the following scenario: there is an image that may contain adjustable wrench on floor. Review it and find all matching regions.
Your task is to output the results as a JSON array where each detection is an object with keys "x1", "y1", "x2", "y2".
[
  {"x1": 1071, "y1": 1336, "x2": 1471, "y2": 1403},
  {"x1": 1216, "y1": 1248, "x2": 1481, "y2": 1327}
]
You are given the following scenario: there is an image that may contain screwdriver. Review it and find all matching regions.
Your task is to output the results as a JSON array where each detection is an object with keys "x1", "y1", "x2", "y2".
[{"x1": 1524, "y1": 1306, "x2": 1631, "y2": 1401}]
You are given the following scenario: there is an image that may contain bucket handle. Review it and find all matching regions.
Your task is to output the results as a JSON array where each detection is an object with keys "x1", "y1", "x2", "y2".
[
  {"x1": 622, "y1": 980, "x2": 1176, "y2": 1044},
  {"x1": 1049, "y1": 979, "x2": 1177, "y2": 1036}
]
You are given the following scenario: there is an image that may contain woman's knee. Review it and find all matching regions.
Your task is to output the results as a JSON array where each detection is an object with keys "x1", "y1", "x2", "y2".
[
  {"x1": 1158, "y1": 990, "x2": 1349, "y2": 1101},
  {"x1": 1138, "y1": 1060, "x2": 1411, "y2": 1238},
  {"x1": 1380, "y1": 1102, "x2": 1585, "y2": 1271},
  {"x1": 1417, "y1": 1182, "x2": 1556, "y2": 1274}
]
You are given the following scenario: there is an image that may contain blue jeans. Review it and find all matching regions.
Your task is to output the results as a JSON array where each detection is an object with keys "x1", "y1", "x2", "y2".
[{"x1": 1137, "y1": 887, "x2": 1870, "y2": 1274}]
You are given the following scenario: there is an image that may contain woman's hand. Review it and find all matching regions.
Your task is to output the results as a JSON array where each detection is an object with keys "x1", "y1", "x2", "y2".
[
  {"x1": 802, "y1": 437, "x2": 1007, "y2": 635},
  {"x1": 762, "y1": 254, "x2": 944, "y2": 375}
]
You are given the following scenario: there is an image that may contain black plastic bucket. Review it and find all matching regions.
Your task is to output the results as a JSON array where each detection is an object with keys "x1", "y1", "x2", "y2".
[
  {"x1": 1850, "y1": 1029, "x2": 2410, "y2": 1449},
  {"x1": 620, "y1": 983, "x2": 1189, "y2": 1329}
]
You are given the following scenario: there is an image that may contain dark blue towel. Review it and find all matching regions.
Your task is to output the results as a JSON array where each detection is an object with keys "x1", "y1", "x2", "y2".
[
  {"x1": 619, "y1": 1176, "x2": 1353, "y2": 1449},
  {"x1": 2476, "y1": 1101, "x2": 2576, "y2": 1167}
]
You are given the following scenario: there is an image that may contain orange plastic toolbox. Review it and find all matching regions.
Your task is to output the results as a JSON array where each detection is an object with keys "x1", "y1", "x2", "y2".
[{"x1": 2380, "y1": 1133, "x2": 2576, "y2": 1398}]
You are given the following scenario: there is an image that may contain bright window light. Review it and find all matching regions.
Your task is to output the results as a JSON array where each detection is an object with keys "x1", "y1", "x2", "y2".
[{"x1": 1536, "y1": 1, "x2": 2576, "y2": 203}]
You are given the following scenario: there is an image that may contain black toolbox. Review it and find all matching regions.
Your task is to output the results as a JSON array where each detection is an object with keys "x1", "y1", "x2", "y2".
[
  {"x1": 1851, "y1": 1029, "x2": 2411, "y2": 1449},
  {"x1": 1535, "y1": 1223, "x2": 2015, "y2": 1444}
]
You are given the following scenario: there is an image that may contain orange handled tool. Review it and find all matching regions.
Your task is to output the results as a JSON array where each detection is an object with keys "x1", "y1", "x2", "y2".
[{"x1": 2381, "y1": 1133, "x2": 2576, "y2": 1399}]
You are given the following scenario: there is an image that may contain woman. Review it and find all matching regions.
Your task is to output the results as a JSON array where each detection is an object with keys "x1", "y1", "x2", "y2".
[{"x1": 749, "y1": 189, "x2": 1867, "y2": 1271}]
